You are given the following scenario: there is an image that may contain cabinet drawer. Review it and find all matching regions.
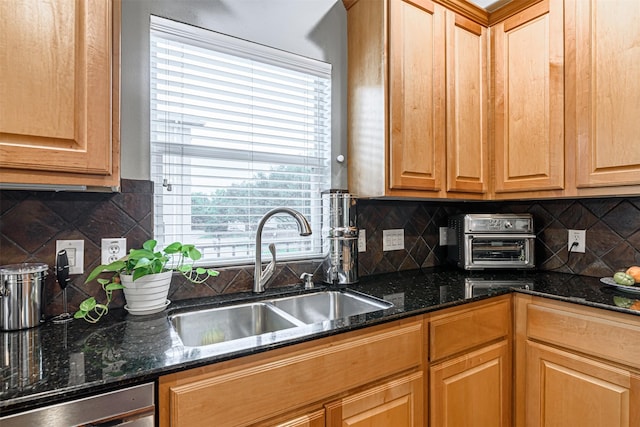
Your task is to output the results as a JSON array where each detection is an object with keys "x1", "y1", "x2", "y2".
[
  {"x1": 527, "y1": 303, "x2": 640, "y2": 370},
  {"x1": 430, "y1": 297, "x2": 511, "y2": 362},
  {"x1": 162, "y1": 320, "x2": 423, "y2": 427}
]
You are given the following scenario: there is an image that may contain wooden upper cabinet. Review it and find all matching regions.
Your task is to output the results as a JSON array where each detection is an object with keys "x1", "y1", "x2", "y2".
[
  {"x1": 492, "y1": 0, "x2": 565, "y2": 196},
  {"x1": 347, "y1": 0, "x2": 448, "y2": 198},
  {"x1": 346, "y1": 0, "x2": 387, "y2": 197},
  {"x1": 389, "y1": 0, "x2": 446, "y2": 193},
  {"x1": 0, "y1": 0, "x2": 120, "y2": 189},
  {"x1": 571, "y1": 0, "x2": 640, "y2": 189},
  {"x1": 445, "y1": 12, "x2": 488, "y2": 195}
]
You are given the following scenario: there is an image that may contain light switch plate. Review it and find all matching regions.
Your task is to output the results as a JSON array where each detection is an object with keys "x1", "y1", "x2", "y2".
[
  {"x1": 358, "y1": 229, "x2": 366, "y2": 252},
  {"x1": 383, "y1": 229, "x2": 404, "y2": 251},
  {"x1": 439, "y1": 227, "x2": 449, "y2": 246},
  {"x1": 56, "y1": 240, "x2": 84, "y2": 275}
]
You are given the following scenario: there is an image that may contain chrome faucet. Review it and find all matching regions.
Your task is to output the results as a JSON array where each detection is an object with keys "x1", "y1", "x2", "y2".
[{"x1": 254, "y1": 208, "x2": 312, "y2": 293}]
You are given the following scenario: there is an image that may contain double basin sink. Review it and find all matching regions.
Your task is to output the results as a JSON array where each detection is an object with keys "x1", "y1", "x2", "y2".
[{"x1": 170, "y1": 290, "x2": 393, "y2": 347}]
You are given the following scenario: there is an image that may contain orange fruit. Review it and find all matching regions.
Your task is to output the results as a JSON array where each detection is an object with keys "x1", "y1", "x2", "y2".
[{"x1": 625, "y1": 266, "x2": 640, "y2": 283}]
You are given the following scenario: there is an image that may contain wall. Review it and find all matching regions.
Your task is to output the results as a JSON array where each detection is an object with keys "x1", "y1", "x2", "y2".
[
  {"x1": 120, "y1": 0, "x2": 348, "y2": 189},
  {"x1": 2, "y1": 182, "x2": 639, "y2": 316}
]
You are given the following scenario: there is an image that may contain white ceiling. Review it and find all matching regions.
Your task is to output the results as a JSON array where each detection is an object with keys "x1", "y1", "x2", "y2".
[{"x1": 466, "y1": 0, "x2": 513, "y2": 12}]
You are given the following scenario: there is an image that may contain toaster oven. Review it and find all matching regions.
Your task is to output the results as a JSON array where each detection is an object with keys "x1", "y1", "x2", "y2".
[{"x1": 447, "y1": 214, "x2": 536, "y2": 270}]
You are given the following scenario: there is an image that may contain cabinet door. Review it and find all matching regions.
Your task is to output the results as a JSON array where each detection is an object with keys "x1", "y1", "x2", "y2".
[
  {"x1": 445, "y1": 11, "x2": 489, "y2": 196},
  {"x1": 0, "y1": 0, "x2": 119, "y2": 188},
  {"x1": 389, "y1": 0, "x2": 445, "y2": 192},
  {"x1": 572, "y1": 0, "x2": 640, "y2": 188},
  {"x1": 492, "y1": 0, "x2": 564, "y2": 195},
  {"x1": 430, "y1": 341, "x2": 511, "y2": 427},
  {"x1": 325, "y1": 371, "x2": 424, "y2": 427},
  {"x1": 525, "y1": 341, "x2": 640, "y2": 427}
]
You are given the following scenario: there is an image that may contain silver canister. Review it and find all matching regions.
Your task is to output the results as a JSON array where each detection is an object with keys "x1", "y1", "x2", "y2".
[
  {"x1": 0, "y1": 263, "x2": 48, "y2": 331},
  {"x1": 322, "y1": 191, "x2": 358, "y2": 284}
]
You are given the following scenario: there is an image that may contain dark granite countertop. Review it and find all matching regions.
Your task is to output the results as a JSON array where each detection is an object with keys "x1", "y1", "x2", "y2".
[{"x1": 2, "y1": 268, "x2": 640, "y2": 416}]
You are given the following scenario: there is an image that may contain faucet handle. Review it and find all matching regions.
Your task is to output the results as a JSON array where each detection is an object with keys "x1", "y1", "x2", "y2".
[
  {"x1": 300, "y1": 272, "x2": 314, "y2": 289},
  {"x1": 268, "y1": 243, "x2": 276, "y2": 263}
]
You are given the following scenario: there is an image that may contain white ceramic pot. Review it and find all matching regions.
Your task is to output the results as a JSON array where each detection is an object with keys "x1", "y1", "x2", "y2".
[{"x1": 120, "y1": 271, "x2": 172, "y2": 313}]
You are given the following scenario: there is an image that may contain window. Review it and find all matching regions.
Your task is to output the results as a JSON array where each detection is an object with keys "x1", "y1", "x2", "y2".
[{"x1": 150, "y1": 16, "x2": 331, "y2": 266}]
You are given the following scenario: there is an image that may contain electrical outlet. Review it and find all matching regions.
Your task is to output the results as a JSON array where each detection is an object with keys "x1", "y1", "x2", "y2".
[
  {"x1": 439, "y1": 227, "x2": 449, "y2": 246},
  {"x1": 383, "y1": 229, "x2": 404, "y2": 251},
  {"x1": 567, "y1": 229, "x2": 586, "y2": 253},
  {"x1": 358, "y1": 229, "x2": 366, "y2": 252},
  {"x1": 56, "y1": 240, "x2": 84, "y2": 274},
  {"x1": 101, "y1": 238, "x2": 127, "y2": 264}
]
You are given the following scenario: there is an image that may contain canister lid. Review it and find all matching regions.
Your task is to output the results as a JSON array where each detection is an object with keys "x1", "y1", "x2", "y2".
[{"x1": 0, "y1": 263, "x2": 49, "y2": 275}]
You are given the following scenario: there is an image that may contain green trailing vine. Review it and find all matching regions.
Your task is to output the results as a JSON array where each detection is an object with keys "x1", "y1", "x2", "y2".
[{"x1": 75, "y1": 239, "x2": 218, "y2": 323}]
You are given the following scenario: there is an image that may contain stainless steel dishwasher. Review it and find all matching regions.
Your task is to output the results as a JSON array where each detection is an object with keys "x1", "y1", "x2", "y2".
[{"x1": 0, "y1": 382, "x2": 155, "y2": 426}]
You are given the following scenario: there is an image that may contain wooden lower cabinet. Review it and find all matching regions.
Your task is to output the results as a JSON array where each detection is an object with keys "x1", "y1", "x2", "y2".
[
  {"x1": 255, "y1": 409, "x2": 325, "y2": 427},
  {"x1": 158, "y1": 318, "x2": 423, "y2": 427},
  {"x1": 514, "y1": 294, "x2": 640, "y2": 427},
  {"x1": 325, "y1": 371, "x2": 424, "y2": 427},
  {"x1": 525, "y1": 341, "x2": 640, "y2": 427},
  {"x1": 158, "y1": 293, "x2": 640, "y2": 427},
  {"x1": 428, "y1": 295, "x2": 512, "y2": 427},
  {"x1": 430, "y1": 341, "x2": 511, "y2": 427}
]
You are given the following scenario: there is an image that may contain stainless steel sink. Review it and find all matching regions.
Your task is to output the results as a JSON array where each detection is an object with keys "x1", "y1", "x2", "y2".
[
  {"x1": 170, "y1": 302, "x2": 303, "y2": 347},
  {"x1": 169, "y1": 291, "x2": 393, "y2": 347},
  {"x1": 269, "y1": 291, "x2": 392, "y2": 324}
]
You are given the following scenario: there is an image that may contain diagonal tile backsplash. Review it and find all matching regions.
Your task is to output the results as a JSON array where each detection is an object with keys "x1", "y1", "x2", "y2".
[
  {"x1": 356, "y1": 197, "x2": 640, "y2": 277},
  {"x1": 1, "y1": 180, "x2": 639, "y2": 316}
]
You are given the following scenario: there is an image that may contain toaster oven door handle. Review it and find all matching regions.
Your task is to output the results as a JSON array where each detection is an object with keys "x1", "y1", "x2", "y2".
[{"x1": 467, "y1": 234, "x2": 536, "y2": 240}]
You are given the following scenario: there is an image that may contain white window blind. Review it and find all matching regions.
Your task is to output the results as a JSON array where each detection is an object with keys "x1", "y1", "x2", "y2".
[{"x1": 150, "y1": 16, "x2": 331, "y2": 267}]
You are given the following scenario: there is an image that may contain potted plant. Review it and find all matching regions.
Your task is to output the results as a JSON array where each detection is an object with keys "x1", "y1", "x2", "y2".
[{"x1": 75, "y1": 239, "x2": 218, "y2": 323}]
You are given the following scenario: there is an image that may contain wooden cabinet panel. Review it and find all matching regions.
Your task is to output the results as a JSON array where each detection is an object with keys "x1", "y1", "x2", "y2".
[
  {"x1": 389, "y1": 0, "x2": 445, "y2": 192},
  {"x1": 572, "y1": 0, "x2": 640, "y2": 188},
  {"x1": 159, "y1": 320, "x2": 423, "y2": 427},
  {"x1": 492, "y1": 0, "x2": 564, "y2": 195},
  {"x1": 255, "y1": 409, "x2": 325, "y2": 427},
  {"x1": 445, "y1": 12, "x2": 489, "y2": 195},
  {"x1": 525, "y1": 341, "x2": 640, "y2": 427},
  {"x1": 526, "y1": 302, "x2": 640, "y2": 370},
  {"x1": 429, "y1": 296, "x2": 510, "y2": 362},
  {"x1": 514, "y1": 295, "x2": 640, "y2": 427},
  {"x1": 346, "y1": 0, "x2": 386, "y2": 198},
  {"x1": 430, "y1": 341, "x2": 511, "y2": 427},
  {"x1": 325, "y1": 371, "x2": 424, "y2": 427},
  {"x1": 0, "y1": 0, "x2": 120, "y2": 188},
  {"x1": 347, "y1": 0, "x2": 490, "y2": 199},
  {"x1": 346, "y1": 0, "x2": 451, "y2": 198}
]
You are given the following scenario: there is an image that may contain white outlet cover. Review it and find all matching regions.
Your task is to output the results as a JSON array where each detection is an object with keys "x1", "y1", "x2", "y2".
[
  {"x1": 101, "y1": 238, "x2": 127, "y2": 265},
  {"x1": 56, "y1": 240, "x2": 84, "y2": 275},
  {"x1": 567, "y1": 229, "x2": 586, "y2": 253}
]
